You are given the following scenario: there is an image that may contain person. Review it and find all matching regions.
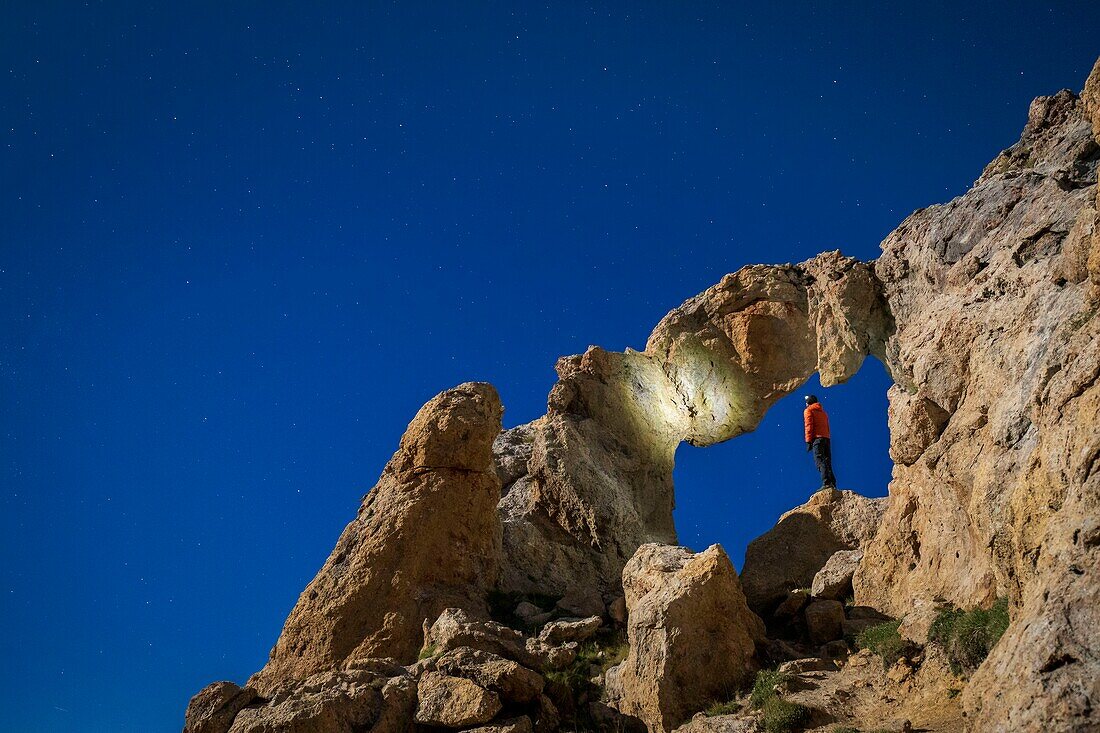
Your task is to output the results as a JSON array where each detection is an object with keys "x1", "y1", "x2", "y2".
[{"x1": 804, "y1": 394, "x2": 837, "y2": 489}]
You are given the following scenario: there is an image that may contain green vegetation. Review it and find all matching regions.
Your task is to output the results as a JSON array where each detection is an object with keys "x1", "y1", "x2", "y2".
[
  {"x1": 760, "y1": 696, "x2": 809, "y2": 733},
  {"x1": 544, "y1": 629, "x2": 630, "y2": 732},
  {"x1": 749, "y1": 669, "x2": 808, "y2": 733},
  {"x1": 545, "y1": 630, "x2": 629, "y2": 700},
  {"x1": 929, "y1": 597, "x2": 1010, "y2": 675},
  {"x1": 704, "y1": 699, "x2": 742, "y2": 717},
  {"x1": 417, "y1": 642, "x2": 438, "y2": 660},
  {"x1": 749, "y1": 669, "x2": 790, "y2": 708},
  {"x1": 854, "y1": 620, "x2": 910, "y2": 667}
]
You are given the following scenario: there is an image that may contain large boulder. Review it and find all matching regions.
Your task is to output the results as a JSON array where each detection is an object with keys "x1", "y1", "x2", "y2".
[
  {"x1": 414, "y1": 672, "x2": 502, "y2": 728},
  {"x1": 432, "y1": 647, "x2": 544, "y2": 704},
  {"x1": 740, "y1": 488, "x2": 887, "y2": 615},
  {"x1": 249, "y1": 383, "x2": 504, "y2": 694},
  {"x1": 227, "y1": 670, "x2": 393, "y2": 733},
  {"x1": 811, "y1": 549, "x2": 863, "y2": 600},
  {"x1": 605, "y1": 544, "x2": 763, "y2": 733}
]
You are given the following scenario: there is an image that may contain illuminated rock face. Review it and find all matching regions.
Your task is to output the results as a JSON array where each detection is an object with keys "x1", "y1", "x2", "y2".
[
  {"x1": 864, "y1": 69, "x2": 1100, "y2": 731},
  {"x1": 496, "y1": 252, "x2": 892, "y2": 600}
]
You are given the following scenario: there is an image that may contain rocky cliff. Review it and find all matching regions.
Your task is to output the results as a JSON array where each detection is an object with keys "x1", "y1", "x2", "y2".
[{"x1": 185, "y1": 58, "x2": 1100, "y2": 733}]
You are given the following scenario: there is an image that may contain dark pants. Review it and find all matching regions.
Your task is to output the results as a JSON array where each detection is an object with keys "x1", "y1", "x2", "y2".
[{"x1": 812, "y1": 437, "x2": 837, "y2": 488}]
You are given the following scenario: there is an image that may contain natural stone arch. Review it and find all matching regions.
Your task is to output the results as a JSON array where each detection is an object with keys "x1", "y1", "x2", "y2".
[{"x1": 495, "y1": 250, "x2": 893, "y2": 602}]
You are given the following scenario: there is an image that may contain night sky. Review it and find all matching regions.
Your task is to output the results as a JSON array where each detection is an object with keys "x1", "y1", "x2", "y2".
[{"x1": 2, "y1": 3, "x2": 1098, "y2": 731}]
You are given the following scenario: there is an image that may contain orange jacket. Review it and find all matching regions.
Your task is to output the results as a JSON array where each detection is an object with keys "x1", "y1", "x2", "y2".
[{"x1": 804, "y1": 403, "x2": 831, "y2": 442}]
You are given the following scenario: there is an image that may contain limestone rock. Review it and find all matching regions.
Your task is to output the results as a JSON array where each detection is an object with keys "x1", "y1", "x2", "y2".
[
  {"x1": 811, "y1": 550, "x2": 863, "y2": 600},
  {"x1": 497, "y1": 252, "x2": 890, "y2": 603},
  {"x1": 249, "y1": 383, "x2": 503, "y2": 693},
  {"x1": 672, "y1": 714, "x2": 760, "y2": 733},
  {"x1": 184, "y1": 682, "x2": 258, "y2": 733},
  {"x1": 740, "y1": 488, "x2": 887, "y2": 614},
  {"x1": 414, "y1": 671, "x2": 502, "y2": 728},
  {"x1": 433, "y1": 647, "x2": 544, "y2": 704},
  {"x1": 227, "y1": 670, "x2": 387, "y2": 733},
  {"x1": 804, "y1": 600, "x2": 845, "y2": 645},
  {"x1": 886, "y1": 387, "x2": 951, "y2": 466},
  {"x1": 537, "y1": 616, "x2": 601, "y2": 646},
  {"x1": 857, "y1": 66, "x2": 1100, "y2": 730},
  {"x1": 605, "y1": 544, "x2": 762, "y2": 733},
  {"x1": 424, "y1": 608, "x2": 530, "y2": 666}
]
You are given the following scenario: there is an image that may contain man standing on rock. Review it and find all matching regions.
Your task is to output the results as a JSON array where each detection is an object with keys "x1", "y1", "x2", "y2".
[{"x1": 804, "y1": 395, "x2": 837, "y2": 489}]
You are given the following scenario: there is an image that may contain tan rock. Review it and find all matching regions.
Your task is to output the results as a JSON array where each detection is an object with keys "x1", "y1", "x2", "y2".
[
  {"x1": 537, "y1": 616, "x2": 601, "y2": 645},
  {"x1": 859, "y1": 64, "x2": 1100, "y2": 730},
  {"x1": 497, "y1": 252, "x2": 891, "y2": 604},
  {"x1": 414, "y1": 671, "x2": 502, "y2": 728},
  {"x1": 605, "y1": 544, "x2": 762, "y2": 733},
  {"x1": 811, "y1": 550, "x2": 863, "y2": 600},
  {"x1": 183, "y1": 682, "x2": 258, "y2": 733},
  {"x1": 227, "y1": 670, "x2": 388, "y2": 733},
  {"x1": 432, "y1": 647, "x2": 544, "y2": 704},
  {"x1": 249, "y1": 383, "x2": 503, "y2": 693},
  {"x1": 740, "y1": 488, "x2": 886, "y2": 614},
  {"x1": 672, "y1": 715, "x2": 759, "y2": 733}
]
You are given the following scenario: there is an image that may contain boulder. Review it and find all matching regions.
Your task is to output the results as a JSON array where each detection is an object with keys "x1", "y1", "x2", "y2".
[
  {"x1": 183, "y1": 682, "x2": 258, "y2": 733},
  {"x1": 804, "y1": 600, "x2": 845, "y2": 645},
  {"x1": 811, "y1": 549, "x2": 863, "y2": 600},
  {"x1": 672, "y1": 714, "x2": 760, "y2": 733},
  {"x1": 433, "y1": 647, "x2": 544, "y2": 704},
  {"x1": 741, "y1": 488, "x2": 887, "y2": 614},
  {"x1": 423, "y1": 608, "x2": 574, "y2": 672},
  {"x1": 249, "y1": 383, "x2": 504, "y2": 694},
  {"x1": 605, "y1": 544, "x2": 763, "y2": 733},
  {"x1": 414, "y1": 672, "x2": 502, "y2": 728},
  {"x1": 424, "y1": 608, "x2": 529, "y2": 664},
  {"x1": 227, "y1": 670, "x2": 388, "y2": 733},
  {"x1": 537, "y1": 616, "x2": 601, "y2": 645}
]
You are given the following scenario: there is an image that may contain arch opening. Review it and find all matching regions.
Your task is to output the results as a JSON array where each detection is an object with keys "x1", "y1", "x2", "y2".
[{"x1": 672, "y1": 357, "x2": 893, "y2": 571}]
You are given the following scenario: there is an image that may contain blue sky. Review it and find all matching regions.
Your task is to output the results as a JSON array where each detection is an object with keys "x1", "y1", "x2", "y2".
[{"x1": 2, "y1": 2, "x2": 1097, "y2": 731}]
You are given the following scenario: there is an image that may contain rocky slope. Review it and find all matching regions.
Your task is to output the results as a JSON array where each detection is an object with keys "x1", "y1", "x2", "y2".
[{"x1": 185, "y1": 58, "x2": 1100, "y2": 733}]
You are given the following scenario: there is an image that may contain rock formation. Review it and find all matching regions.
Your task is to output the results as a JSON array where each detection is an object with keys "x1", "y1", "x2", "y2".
[
  {"x1": 604, "y1": 544, "x2": 763, "y2": 733},
  {"x1": 497, "y1": 252, "x2": 892, "y2": 603},
  {"x1": 739, "y1": 488, "x2": 886, "y2": 615},
  {"x1": 250, "y1": 382, "x2": 504, "y2": 694},
  {"x1": 185, "y1": 58, "x2": 1100, "y2": 733},
  {"x1": 856, "y1": 60, "x2": 1100, "y2": 731}
]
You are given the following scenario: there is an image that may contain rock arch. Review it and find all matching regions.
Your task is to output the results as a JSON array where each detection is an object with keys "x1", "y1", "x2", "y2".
[{"x1": 495, "y1": 250, "x2": 893, "y2": 602}]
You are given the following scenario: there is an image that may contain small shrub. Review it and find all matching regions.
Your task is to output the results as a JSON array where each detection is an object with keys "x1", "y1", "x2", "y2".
[
  {"x1": 705, "y1": 699, "x2": 741, "y2": 717},
  {"x1": 929, "y1": 597, "x2": 1009, "y2": 675},
  {"x1": 749, "y1": 669, "x2": 790, "y2": 709},
  {"x1": 855, "y1": 620, "x2": 910, "y2": 667},
  {"x1": 760, "y1": 696, "x2": 809, "y2": 733},
  {"x1": 417, "y1": 642, "x2": 438, "y2": 660}
]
